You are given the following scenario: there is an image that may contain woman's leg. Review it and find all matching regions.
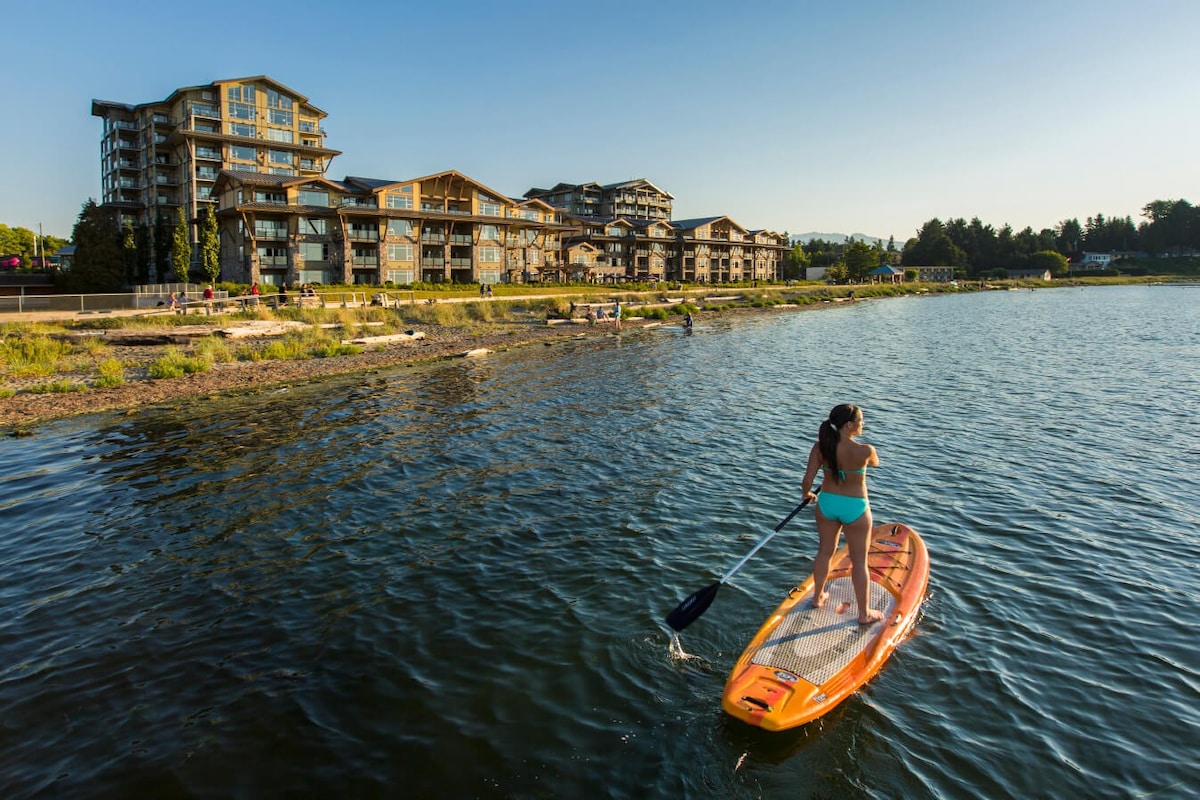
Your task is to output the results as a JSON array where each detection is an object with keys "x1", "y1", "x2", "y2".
[
  {"x1": 844, "y1": 510, "x2": 883, "y2": 623},
  {"x1": 811, "y1": 506, "x2": 842, "y2": 608}
]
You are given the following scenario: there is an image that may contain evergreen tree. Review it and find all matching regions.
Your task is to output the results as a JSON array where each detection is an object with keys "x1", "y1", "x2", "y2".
[
  {"x1": 154, "y1": 216, "x2": 170, "y2": 282},
  {"x1": 171, "y1": 207, "x2": 191, "y2": 281},
  {"x1": 199, "y1": 207, "x2": 220, "y2": 284},
  {"x1": 63, "y1": 200, "x2": 125, "y2": 292},
  {"x1": 121, "y1": 222, "x2": 137, "y2": 287},
  {"x1": 844, "y1": 240, "x2": 876, "y2": 282}
]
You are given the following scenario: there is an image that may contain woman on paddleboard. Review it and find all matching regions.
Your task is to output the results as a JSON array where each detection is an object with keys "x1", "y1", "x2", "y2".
[{"x1": 800, "y1": 403, "x2": 884, "y2": 624}]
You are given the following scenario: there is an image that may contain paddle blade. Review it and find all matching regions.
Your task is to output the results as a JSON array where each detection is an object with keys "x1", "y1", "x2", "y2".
[{"x1": 665, "y1": 582, "x2": 722, "y2": 632}]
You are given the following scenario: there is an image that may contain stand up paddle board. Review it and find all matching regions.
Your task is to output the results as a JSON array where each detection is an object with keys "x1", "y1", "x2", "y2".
[{"x1": 721, "y1": 522, "x2": 929, "y2": 731}]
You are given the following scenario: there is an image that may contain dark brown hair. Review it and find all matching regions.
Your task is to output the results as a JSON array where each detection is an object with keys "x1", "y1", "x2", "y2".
[{"x1": 818, "y1": 404, "x2": 861, "y2": 478}]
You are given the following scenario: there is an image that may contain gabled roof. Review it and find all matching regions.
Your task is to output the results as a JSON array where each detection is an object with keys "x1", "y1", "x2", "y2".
[
  {"x1": 402, "y1": 169, "x2": 515, "y2": 204},
  {"x1": 523, "y1": 181, "x2": 604, "y2": 198},
  {"x1": 514, "y1": 197, "x2": 558, "y2": 211},
  {"x1": 599, "y1": 178, "x2": 674, "y2": 199},
  {"x1": 214, "y1": 170, "x2": 353, "y2": 193},
  {"x1": 671, "y1": 216, "x2": 750, "y2": 233}
]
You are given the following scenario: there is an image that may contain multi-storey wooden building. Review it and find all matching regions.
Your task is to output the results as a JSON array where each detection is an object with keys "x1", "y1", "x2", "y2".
[
  {"x1": 94, "y1": 77, "x2": 786, "y2": 286},
  {"x1": 559, "y1": 214, "x2": 788, "y2": 284},
  {"x1": 91, "y1": 76, "x2": 339, "y2": 238},
  {"x1": 523, "y1": 179, "x2": 674, "y2": 221},
  {"x1": 211, "y1": 169, "x2": 566, "y2": 286}
]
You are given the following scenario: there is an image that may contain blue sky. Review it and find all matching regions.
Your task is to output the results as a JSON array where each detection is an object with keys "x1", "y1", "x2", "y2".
[{"x1": 3, "y1": 0, "x2": 1197, "y2": 242}]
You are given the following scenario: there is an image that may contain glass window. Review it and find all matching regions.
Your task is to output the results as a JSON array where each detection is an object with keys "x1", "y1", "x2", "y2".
[
  {"x1": 300, "y1": 242, "x2": 329, "y2": 262},
  {"x1": 266, "y1": 89, "x2": 293, "y2": 110},
  {"x1": 302, "y1": 217, "x2": 328, "y2": 235},
  {"x1": 387, "y1": 244, "x2": 414, "y2": 261},
  {"x1": 479, "y1": 201, "x2": 500, "y2": 216},
  {"x1": 386, "y1": 193, "x2": 413, "y2": 209},
  {"x1": 228, "y1": 85, "x2": 256, "y2": 103},
  {"x1": 480, "y1": 225, "x2": 500, "y2": 240},
  {"x1": 229, "y1": 102, "x2": 255, "y2": 121},
  {"x1": 268, "y1": 150, "x2": 293, "y2": 165},
  {"x1": 269, "y1": 167, "x2": 295, "y2": 176},
  {"x1": 387, "y1": 219, "x2": 413, "y2": 236},
  {"x1": 229, "y1": 122, "x2": 255, "y2": 137},
  {"x1": 269, "y1": 108, "x2": 293, "y2": 126},
  {"x1": 298, "y1": 189, "x2": 329, "y2": 207},
  {"x1": 479, "y1": 247, "x2": 501, "y2": 263},
  {"x1": 386, "y1": 269, "x2": 414, "y2": 285},
  {"x1": 267, "y1": 127, "x2": 293, "y2": 143},
  {"x1": 230, "y1": 145, "x2": 256, "y2": 161},
  {"x1": 253, "y1": 190, "x2": 286, "y2": 204}
]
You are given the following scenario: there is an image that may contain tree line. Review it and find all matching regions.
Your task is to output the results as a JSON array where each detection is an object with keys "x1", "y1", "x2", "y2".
[
  {"x1": 56, "y1": 202, "x2": 220, "y2": 293},
  {"x1": 783, "y1": 197, "x2": 1200, "y2": 281},
  {"x1": 0, "y1": 224, "x2": 69, "y2": 269}
]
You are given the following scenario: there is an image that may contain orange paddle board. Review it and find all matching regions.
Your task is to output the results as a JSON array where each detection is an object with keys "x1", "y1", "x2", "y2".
[{"x1": 721, "y1": 522, "x2": 929, "y2": 731}]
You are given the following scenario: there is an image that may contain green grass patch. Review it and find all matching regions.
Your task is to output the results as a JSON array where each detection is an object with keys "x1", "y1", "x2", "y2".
[
  {"x1": 95, "y1": 358, "x2": 125, "y2": 388},
  {"x1": 27, "y1": 379, "x2": 86, "y2": 394},
  {"x1": 148, "y1": 348, "x2": 211, "y2": 379},
  {"x1": 0, "y1": 336, "x2": 70, "y2": 378}
]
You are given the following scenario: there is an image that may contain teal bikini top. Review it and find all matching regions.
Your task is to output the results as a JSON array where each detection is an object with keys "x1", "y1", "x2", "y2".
[{"x1": 832, "y1": 466, "x2": 867, "y2": 481}]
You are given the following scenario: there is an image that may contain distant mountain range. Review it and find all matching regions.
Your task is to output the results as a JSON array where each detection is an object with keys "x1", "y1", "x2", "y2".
[{"x1": 791, "y1": 232, "x2": 889, "y2": 246}]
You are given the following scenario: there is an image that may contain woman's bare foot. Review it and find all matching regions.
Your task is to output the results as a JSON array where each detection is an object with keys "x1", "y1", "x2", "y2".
[
  {"x1": 812, "y1": 591, "x2": 829, "y2": 609},
  {"x1": 857, "y1": 608, "x2": 885, "y2": 625}
]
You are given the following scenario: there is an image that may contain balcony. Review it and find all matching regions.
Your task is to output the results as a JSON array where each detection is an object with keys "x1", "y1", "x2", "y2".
[
  {"x1": 254, "y1": 227, "x2": 289, "y2": 240},
  {"x1": 347, "y1": 229, "x2": 379, "y2": 241},
  {"x1": 420, "y1": 234, "x2": 445, "y2": 244},
  {"x1": 421, "y1": 258, "x2": 445, "y2": 267}
]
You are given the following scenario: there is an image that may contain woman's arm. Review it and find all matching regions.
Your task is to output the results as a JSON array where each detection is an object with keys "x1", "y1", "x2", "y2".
[{"x1": 801, "y1": 442, "x2": 823, "y2": 499}]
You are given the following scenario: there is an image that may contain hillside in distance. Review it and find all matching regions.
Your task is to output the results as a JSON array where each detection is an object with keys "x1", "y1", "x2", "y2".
[{"x1": 791, "y1": 232, "x2": 889, "y2": 246}]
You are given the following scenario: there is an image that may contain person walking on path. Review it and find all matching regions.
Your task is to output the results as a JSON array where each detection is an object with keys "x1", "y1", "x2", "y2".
[{"x1": 799, "y1": 403, "x2": 884, "y2": 625}]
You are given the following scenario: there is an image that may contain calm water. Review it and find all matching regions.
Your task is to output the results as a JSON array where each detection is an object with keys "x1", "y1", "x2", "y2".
[{"x1": 1, "y1": 286, "x2": 1197, "y2": 799}]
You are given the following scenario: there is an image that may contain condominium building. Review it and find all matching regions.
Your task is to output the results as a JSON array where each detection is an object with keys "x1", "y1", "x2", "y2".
[
  {"x1": 211, "y1": 169, "x2": 566, "y2": 286},
  {"x1": 92, "y1": 76, "x2": 785, "y2": 286},
  {"x1": 91, "y1": 76, "x2": 339, "y2": 235},
  {"x1": 523, "y1": 179, "x2": 674, "y2": 221}
]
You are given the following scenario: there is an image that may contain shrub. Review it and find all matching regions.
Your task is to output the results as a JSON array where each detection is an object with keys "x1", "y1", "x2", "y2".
[
  {"x1": 28, "y1": 379, "x2": 86, "y2": 394},
  {"x1": 95, "y1": 358, "x2": 126, "y2": 388},
  {"x1": 148, "y1": 348, "x2": 211, "y2": 379},
  {"x1": 0, "y1": 336, "x2": 68, "y2": 378}
]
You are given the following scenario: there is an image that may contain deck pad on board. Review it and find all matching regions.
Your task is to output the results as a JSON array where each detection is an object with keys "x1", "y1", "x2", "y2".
[{"x1": 749, "y1": 577, "x2": 896, "y2": 686}]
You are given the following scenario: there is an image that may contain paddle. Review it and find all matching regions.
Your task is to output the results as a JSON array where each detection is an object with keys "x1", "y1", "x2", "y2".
[{"x1": 665, "y1": 489, "x2": 819, "y2": 632}]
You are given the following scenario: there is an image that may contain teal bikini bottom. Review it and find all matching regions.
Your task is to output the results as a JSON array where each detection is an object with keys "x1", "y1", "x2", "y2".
[{"x1": 817, "y1": 491, "x2": 869, "y2": 525}]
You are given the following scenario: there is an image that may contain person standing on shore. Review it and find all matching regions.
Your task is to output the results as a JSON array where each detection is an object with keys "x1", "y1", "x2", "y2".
[
  {"x1": 613, "y1": 300, "x2": 622, "y2": 331},
  {"x1": 800, "y1": 403, "x2": 884, "y2": 625}
]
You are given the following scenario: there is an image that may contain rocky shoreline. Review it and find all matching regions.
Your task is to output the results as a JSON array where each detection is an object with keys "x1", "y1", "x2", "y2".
[{"x1": 0, "y1": 319, "x2": 631, "y2": 430}]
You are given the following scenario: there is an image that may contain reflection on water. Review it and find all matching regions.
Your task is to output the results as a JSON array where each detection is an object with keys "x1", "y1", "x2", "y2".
[{"x1": 0, "y1": 286, "x2": 1197, "y2": 799}]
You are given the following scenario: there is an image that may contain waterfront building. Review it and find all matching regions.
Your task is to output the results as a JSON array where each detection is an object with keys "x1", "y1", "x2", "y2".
[
  {"x1": 211, "y1": 169, "x2": 566, "y2": 286},
  {"x1": 91, "y1": 76, "x2": 340, "y2": 267},
  {"x1": 523, "y1": 179, "x2": 673, "y2": 221},
  {"x1": 561, "y1": 213, "x2": 787, "y2": 283},
  {"x1": 92, "y1": 76, "x2": 785, "y2": 286}
]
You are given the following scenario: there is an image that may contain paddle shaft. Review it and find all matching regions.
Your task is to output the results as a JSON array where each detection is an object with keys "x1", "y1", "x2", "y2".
[{"x1": 717, "y1": 489, "x2": 819, "y2": 585}]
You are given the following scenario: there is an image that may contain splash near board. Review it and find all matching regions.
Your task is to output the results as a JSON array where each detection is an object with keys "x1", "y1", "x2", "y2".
[{"x1": 721, "y1": 522, "x2": 929, "y2": 731}]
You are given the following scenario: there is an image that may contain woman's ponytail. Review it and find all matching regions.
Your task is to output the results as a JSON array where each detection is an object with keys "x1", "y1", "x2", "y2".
[{"x1": 819, "y1": 404, "x2": 861, "y2": 479}]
